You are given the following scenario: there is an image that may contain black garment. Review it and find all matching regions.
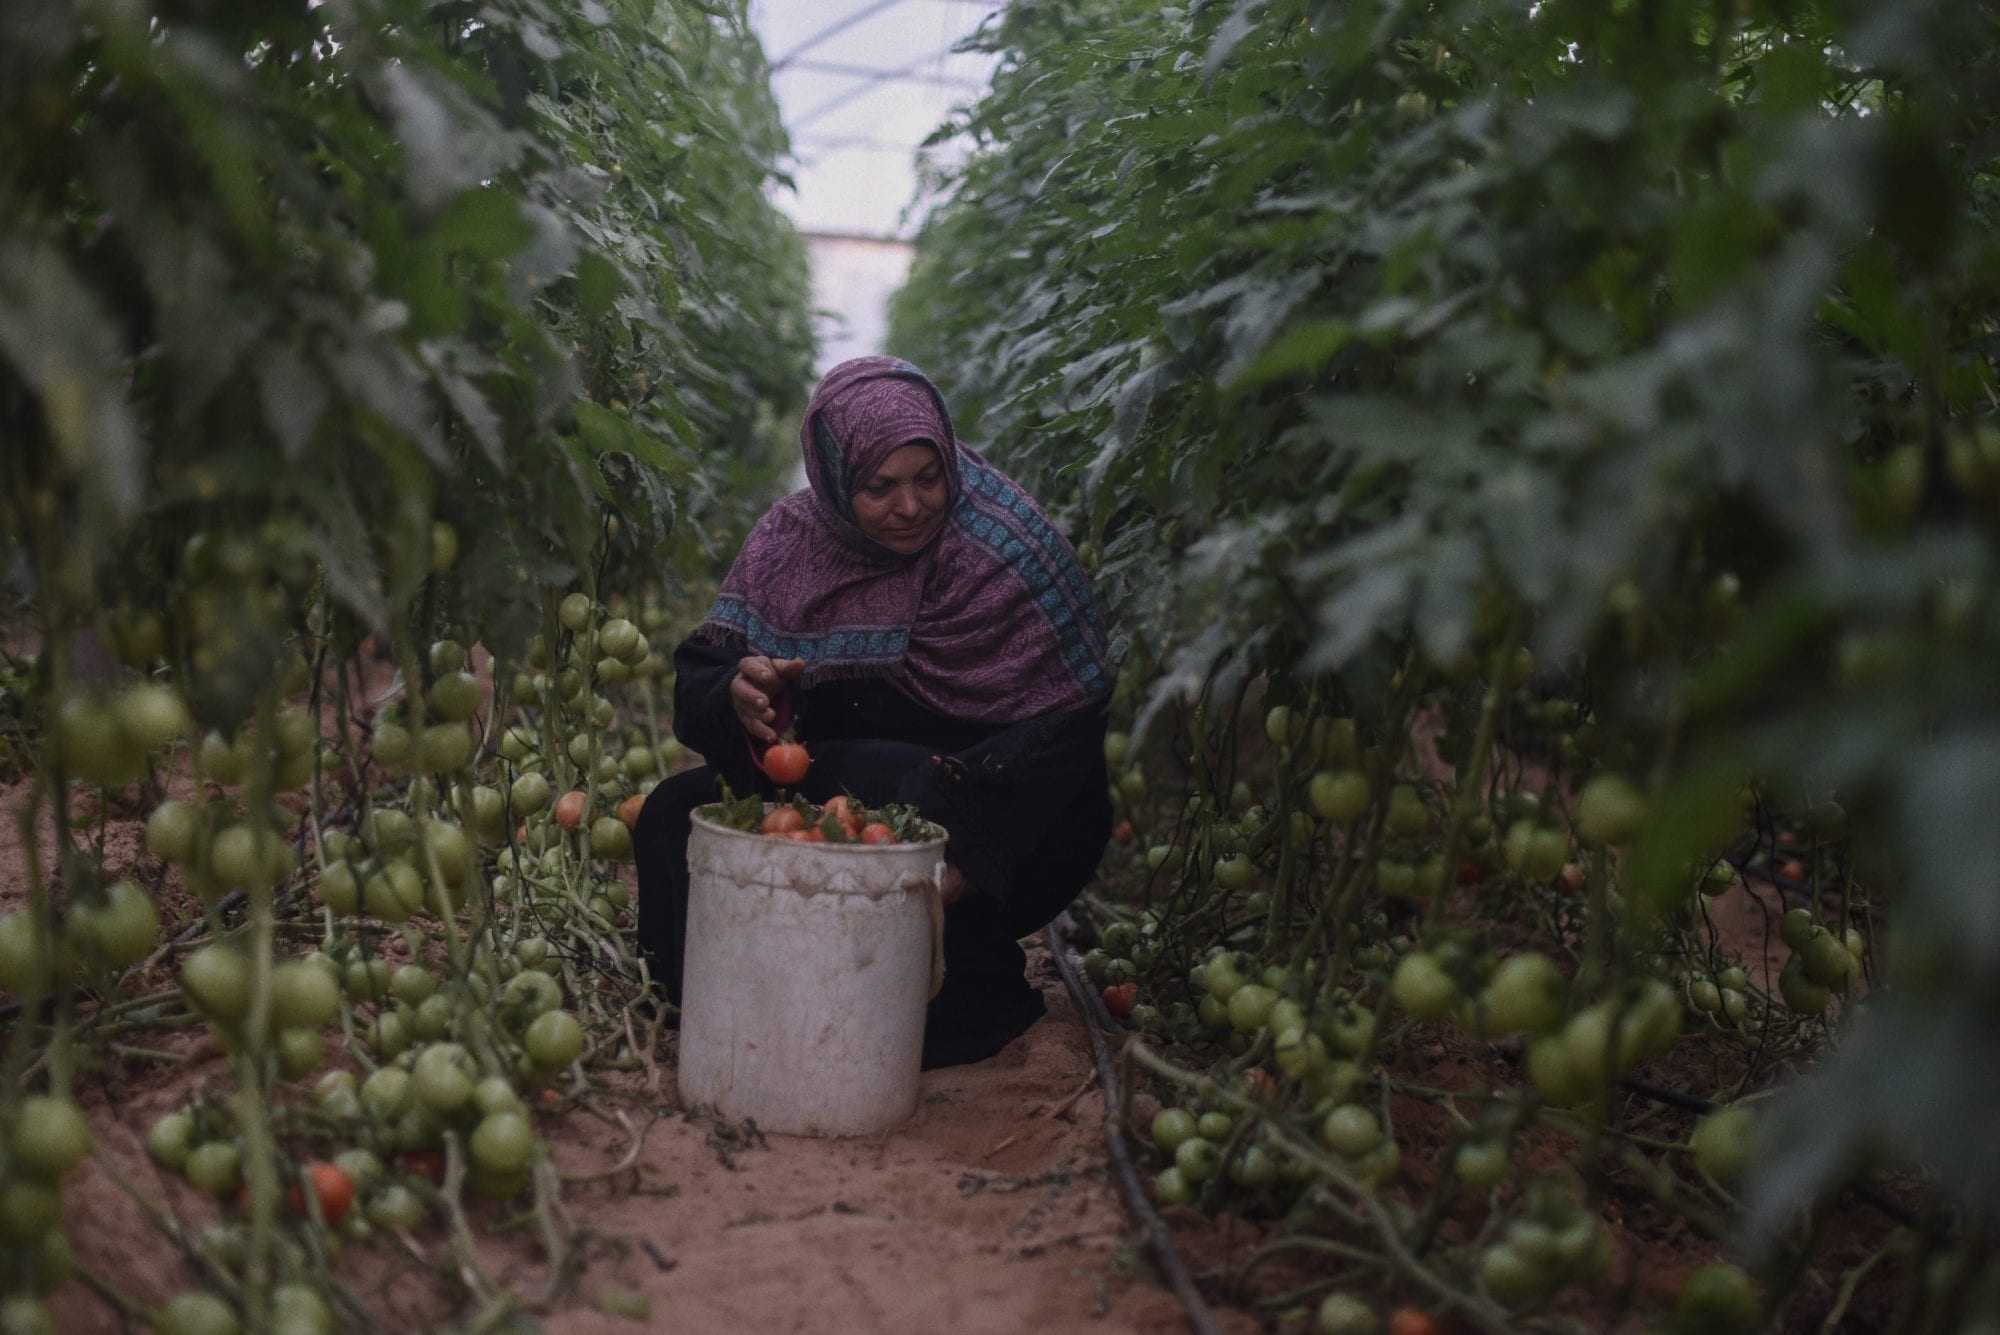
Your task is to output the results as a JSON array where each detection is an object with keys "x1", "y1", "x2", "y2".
[{"x1": 634, "y1": 638, "x2": 1112, "y2": 1068}]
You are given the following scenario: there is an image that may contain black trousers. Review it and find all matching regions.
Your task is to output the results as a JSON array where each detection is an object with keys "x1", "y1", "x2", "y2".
[{"x1": 633, "y1": 740, "x2": 1048, "y2": 1069}]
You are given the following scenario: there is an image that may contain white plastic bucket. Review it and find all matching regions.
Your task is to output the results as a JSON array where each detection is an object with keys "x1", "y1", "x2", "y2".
[{"x1": 677, "y1": 811, "x2": 946, "y2": 1137}]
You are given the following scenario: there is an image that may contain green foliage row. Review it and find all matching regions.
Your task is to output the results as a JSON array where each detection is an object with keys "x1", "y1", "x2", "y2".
[
  {"x1": 893, "y1": 0, "x2": 2000, "y2": 1246},
  {"x1": 0, "y1": 0, "x2": 814, "y2": 690}
]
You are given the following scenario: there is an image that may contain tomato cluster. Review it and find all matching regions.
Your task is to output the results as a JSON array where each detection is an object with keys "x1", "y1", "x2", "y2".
[{"x1": 704, "y1": 792, "x2": 939, "y2": 848}]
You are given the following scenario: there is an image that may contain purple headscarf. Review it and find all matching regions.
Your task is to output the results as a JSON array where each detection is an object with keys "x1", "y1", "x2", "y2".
[{"x1": 694, "y1": 357, "x2": 1111, "y2": 724}]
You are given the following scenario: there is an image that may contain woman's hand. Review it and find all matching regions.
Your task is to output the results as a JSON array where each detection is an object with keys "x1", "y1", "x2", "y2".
[
  {"x1": 730, "y1": 656, "x2": 806, "y2": 742},
  {"x1": 940, "y1": 864, "x2": 971, "y2": 907}
]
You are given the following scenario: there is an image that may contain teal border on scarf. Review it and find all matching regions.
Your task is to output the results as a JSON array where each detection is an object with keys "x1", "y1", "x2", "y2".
[
  {"x1": 953, "y1": 458, "x2": 1109, "y2": 698},
  {"x1": 703, "y1": 596, "x2": 909, "y2": 666}
]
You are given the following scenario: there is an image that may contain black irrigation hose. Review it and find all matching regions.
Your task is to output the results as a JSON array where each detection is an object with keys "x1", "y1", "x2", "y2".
[{"x1": 1045, "y1": 913, "x2": 1223, "y2": 1335}]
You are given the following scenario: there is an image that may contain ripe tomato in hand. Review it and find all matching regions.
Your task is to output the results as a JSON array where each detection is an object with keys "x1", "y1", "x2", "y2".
[
  {"x1": 1102, "y1": 982, "x2": 1138, "y2": 1019},
  {"x1": 763, "y1": 741, "x2": 810, "y2": 785}
]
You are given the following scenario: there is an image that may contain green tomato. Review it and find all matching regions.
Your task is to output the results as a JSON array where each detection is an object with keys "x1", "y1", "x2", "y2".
[
  {"x1": 276, "y1": 1027, "x2": 326, "y2": 1079},
  {"x1": 1479, "y1": 952, "x2": 1567, "y2": 1036},
  {"x1": 147, "y1": 1110, "x2": 197, "y2": 1171},
  {"x1": 1150, "y1": 1108, "x2": 1198, "y2": 1153},
  {"x1": 71, "y1": 879, "x2": 161, "y2": 973},
  {"x1": 420, "y1": 722, "x2": 475, "y2": 772},
  {"x1": 1152, "y1": 1165, "x2": 1191, "y2": 1207},
  {"x1": 1315, "y1": 1293, "x2": 1379, "y2": 1335},
  {"x1": 1454, "y1": 1138, "x2": 1510, "y2": 1190},
  {"x1": 1384, "y1": 784, "x2": 1431, "y2": 837},
  {"x1": 180, "y1": 947, "x2": 252, "y2": 1024},
  {"x1": 1778, "y1": 955, "x2": 1831, "y2": 1016},
  {"x1": 366, "y1": 1184, "x2": 427, "y2": 1231},
  {"x1": 1195, "y1": 1111, "x2": 1234, "y2": 1141},
  {"x1": 1675, "y1": 1261, "x2": 1761, "y2": 1334},
  {"x1": 146, "y1": 800, "x2": 202, "y2": 864},
  {"x1": 1173, "y1": 1137, "x2": 1219, "y2": 1183},
  {"x1": 1479, "y1": 1242, "x2": 1548, "y2": 1308},
  {"x1": 590, "y1": 816, "x2": 634, "y2": 860},
  {"x1": 1307, "y1": 769, "x2": 1372, "y2": 825},
  {"x1": 1212, "y1": 854, "x2": 1253, "y2": 891},
  {"x1": 271, "y1": 959, "x2": 342, "y2": 1030},
  {"x1": 1227, "y1": 1144, "x2": 1277, "y2": 1189},
  {"x1": 1390, "y1": 953, "x2": 1457, "y2": 1021},
  {"x1": 390, "y1": 964, "x2": 436, "y2": 1005},
  {"x1": 525, "y1": 1009, "x2": 584, "y2": 1069},
  {"x1": 361, "y1": 1067, "x2": 414, "y2": 1121},
  {"x1": 0, "y1": 1297, "x2": 56, "y2": 1335},
  {"x1": 184, "y1": 1142, "x2": 243, "y2": 1196},
  {"x1": 271, "y1": 1284, "x2": 332, "y2": 1335},
  {"x1": 412, "y1": 1043, "x2": 475, "y2": 1115},
  {"x1": 511, "y1": 771, "x2": 552, "y2": 817},
  {"x1": 558, "y1": 592, "x2": 594, "y2": 632},
  {"x1": 153, "y1": 1292, "x2": 240, "y2": 1335},
  {"x1": 1690, "y1": 1104, "x2": 1759, "y2": 1187},
  {"x1": 428, "y1": 671, "x2": 482, "y2": 723},
  {"x1": 1575, "y1": 774, "x2": 1646, "y2": 847},
  {"x1": 1320, "y1": 1104, "x2": 1383, "y2": 1158},
  {"x1": 1226, "y1": 984, "x2": 1278, "y2": 1033},
  {"x1": 469, "y1": 1111, "x2": 535, "y2": 1175}
]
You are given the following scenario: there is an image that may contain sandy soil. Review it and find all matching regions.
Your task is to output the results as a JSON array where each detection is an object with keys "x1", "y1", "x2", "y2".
[{"x1": 28, "y1": 934, "x2": 1220, "y2": 1335}]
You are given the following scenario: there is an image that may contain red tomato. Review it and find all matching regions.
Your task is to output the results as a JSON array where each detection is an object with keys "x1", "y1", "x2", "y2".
[
  {"x1": 1112, "y1": 819, "x2": 1134, "y2": 844},
  {"x1": 617, "y1": 792, "x2": 647, "y2": 829},
  {"x1": 802, "y1": 827, "x2": 827, "y2": 842},
  {"x1": 1242, "y1": 1067, "x2": 1279, "y2": 1100},
  {"x1": 288, "y1": 1161, "x2": 356, "y2": 1225},
  {"x1": 1101, "y1": 982, "x2": 1138, "y2": 1019},
  {"x1": 761, "y1": 807, "x2": 806, "y2": 835},
  {"x1": 823, "y1": 795, "x2": 864, "y2": 835},
  {"x1": 1388, "y1": 1308, "x2": 1439, "y2": 1335},
  {"x1": 859, "y1": 822, "x2": 896, "y2": 845},
  {"x1": 782, "y1": 830, "x2": 813, "y2": 841},
  {"x1": 1456, "y1": 857, "x2": 1483, "y2": 885},
  {"x1": 1780, "y1": 858, "x2": 1807, "y2": 883},
  {"x1": 399, "y1": 1149, "x2": 445, "y2": 1182},
  {"x1": 554, "y1": 790, "x2": 588, "y2": 832},
  {"x1": 763, "y1": 742, "x2": 810, "y2": 786}
]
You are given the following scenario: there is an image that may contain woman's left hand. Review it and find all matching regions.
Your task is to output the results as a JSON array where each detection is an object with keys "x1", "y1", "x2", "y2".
[{"x1": 940, "y1": 864, "x2": 971, "y2": 906}]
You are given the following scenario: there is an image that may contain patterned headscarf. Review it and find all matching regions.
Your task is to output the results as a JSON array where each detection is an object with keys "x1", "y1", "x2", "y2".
[{"x1": 695, "y1": 357, "x2": 1111, "y2": 723}]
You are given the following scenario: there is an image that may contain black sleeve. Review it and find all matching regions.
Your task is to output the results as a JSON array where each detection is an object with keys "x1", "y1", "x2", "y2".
[
  {"x1": 893, "y1": 701, "x2": 1113, "y2": 919},
  {"x1": 670, "y1": 636, "x2": 771, "y2": 796}
]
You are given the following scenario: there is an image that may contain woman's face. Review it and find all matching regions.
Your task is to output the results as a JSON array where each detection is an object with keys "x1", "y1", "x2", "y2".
[{"x1": 851, "y1": 442, "x2": 948, "y2": 552}]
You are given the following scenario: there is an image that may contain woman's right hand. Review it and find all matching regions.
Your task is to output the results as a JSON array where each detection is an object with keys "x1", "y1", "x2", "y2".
[{"x1": 730, "y1": 656, "x2": 806, "y2": 743}]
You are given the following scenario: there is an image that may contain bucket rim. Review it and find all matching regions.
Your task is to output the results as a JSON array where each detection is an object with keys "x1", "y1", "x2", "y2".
[{"x1": 689, "y1": 807, "x2": 949, "y2": 854}]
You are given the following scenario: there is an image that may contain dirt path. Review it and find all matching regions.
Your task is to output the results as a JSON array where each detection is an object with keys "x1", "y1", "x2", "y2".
[
  {"x1": 537, "y1": 950, "x2": 1205, "y2": 1335},
  {"x1": 39, "y1": 944, "x2": 1224, "y2": 1334}
]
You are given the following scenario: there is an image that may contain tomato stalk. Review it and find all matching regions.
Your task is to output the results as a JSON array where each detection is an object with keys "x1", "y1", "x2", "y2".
[{"x1": 1126, "y1": 1039, "x2": 1518, "y2": 1334}]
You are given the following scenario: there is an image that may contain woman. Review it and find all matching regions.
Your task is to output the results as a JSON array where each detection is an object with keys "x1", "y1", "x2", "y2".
[{"x1": 634, "y1": 356, "x2": 1116, "y2": 1069}]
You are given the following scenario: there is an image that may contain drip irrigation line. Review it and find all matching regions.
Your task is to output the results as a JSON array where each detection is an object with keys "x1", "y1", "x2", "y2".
[{"x1": 1045, "y1": 913, "x2": 1223, "y2": 1335}]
